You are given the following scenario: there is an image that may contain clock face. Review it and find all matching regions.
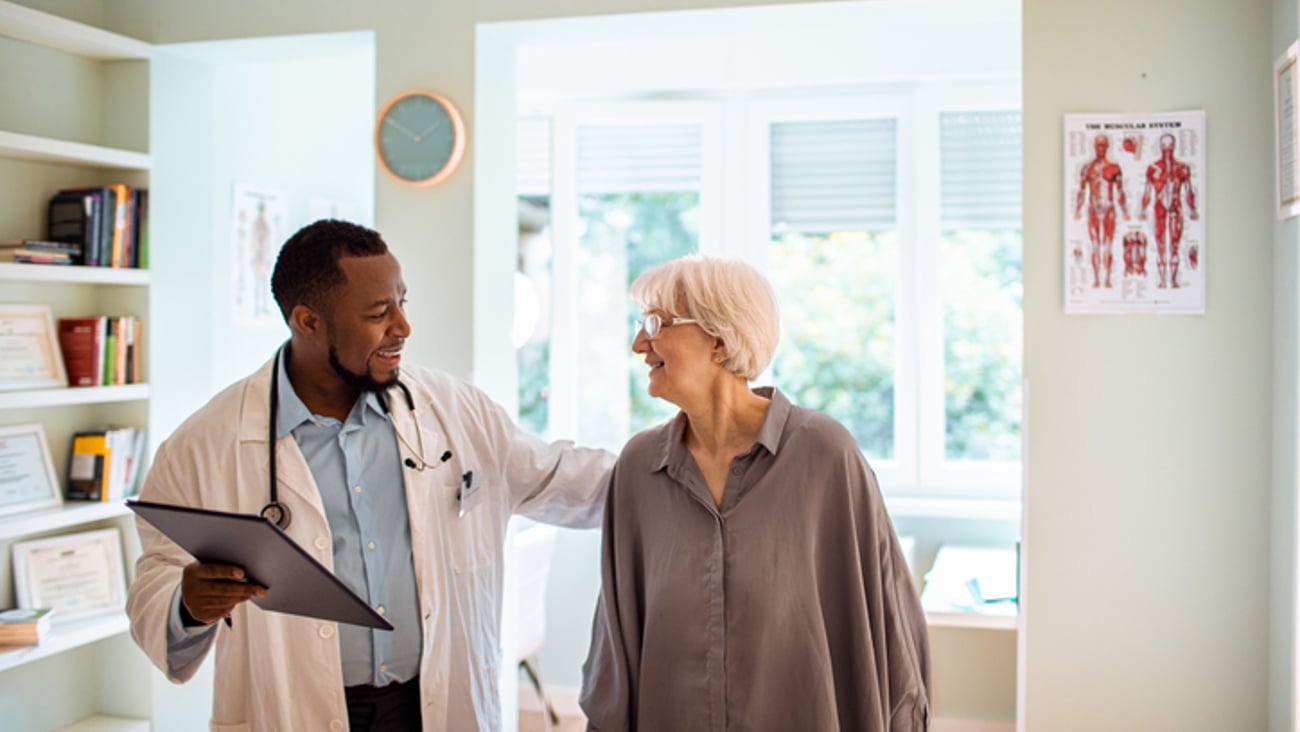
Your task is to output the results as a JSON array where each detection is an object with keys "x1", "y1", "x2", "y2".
[{"x1": 375, "y1": 91, "x2": 465, "y2": 186}]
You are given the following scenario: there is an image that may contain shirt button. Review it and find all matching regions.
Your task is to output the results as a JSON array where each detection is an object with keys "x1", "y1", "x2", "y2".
[
  {"x1": 330, "y1": 720, "x2": 344, "y2": 732},
  {"x1": 377, "y1": 606, "x2": 385, "y2": 616},
  {"x1": 379, "y1": 664, "x2": 387, "y2": 673},
  {"x1": 319, "y1": 624, "x2": 335, "y2": 639},
  {"x1": 368, "y1": 541, "x2": 376, "y2": 550},
  {"x1": 315, "y1": 537, "x2": 329, "y2": 551},
  {"x1": 353, "y1": 485, "x2": 362, "y2": 494}
]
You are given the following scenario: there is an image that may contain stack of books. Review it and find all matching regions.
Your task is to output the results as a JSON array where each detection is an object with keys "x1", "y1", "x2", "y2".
[
  {"x1": 48, "y1": 185, "x2": 149, "y2": 268},
  {"x1": 67, "y1": 427, "x2": 146, "y2": 502},
  {"x1": 0, "y1": 608, "x2": 54, "y2": 647},
  {"x1": 56, "y1": 315, "x2": 144, "y2": 387},
  {"x1": 0, "y1": 239, "x2": 82, "y2": 265}
]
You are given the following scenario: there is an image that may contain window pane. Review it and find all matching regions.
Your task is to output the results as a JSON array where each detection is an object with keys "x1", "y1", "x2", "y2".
[
  {"x1": 770, "y1": 231, "x2": 897, "y2": 460},
  {"x1": 576, "y1": 191, "x2": 699, "y2": 448},
  {"x1": 517, "y1": 195, "x2": 552, "y2": 436},
  {"x1": 941, "y1": 229, "x2": 1022, "y2": 461}
]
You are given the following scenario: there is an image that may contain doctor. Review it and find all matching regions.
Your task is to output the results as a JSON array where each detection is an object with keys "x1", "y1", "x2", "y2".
[{"x1": 126, "y1": 219, "x2": 614, "y2": 731}]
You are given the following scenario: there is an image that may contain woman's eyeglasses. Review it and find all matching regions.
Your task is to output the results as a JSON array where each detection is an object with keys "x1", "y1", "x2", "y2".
[{"x1": 637, "y1": 313, "x2": 699, "y2": 339}]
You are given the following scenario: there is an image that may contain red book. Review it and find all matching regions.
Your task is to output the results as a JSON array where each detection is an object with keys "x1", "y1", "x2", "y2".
[{"x1": 57, "y1": 317, "x2": 104, "y2": 387}]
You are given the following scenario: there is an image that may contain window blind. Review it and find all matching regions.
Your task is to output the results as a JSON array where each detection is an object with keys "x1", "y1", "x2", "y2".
[
  {"x1": 517, "y1": 116, "x2": 552, "y2": 197},
  {"x1": 770, "y1": 118, "x2": 897, "y2": 235},
  {"x1": 939, "y1": 110, "x2": 1022, "y2": 230},
  {"x1": 576, "y1": 124, "x2": 702, "y2": 193}
]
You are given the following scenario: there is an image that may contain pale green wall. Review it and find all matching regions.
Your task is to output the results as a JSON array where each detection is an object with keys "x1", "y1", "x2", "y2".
[
  {"x1": 1023, "y1": 1, "x2": 1274, "y2": 730},
  {"x1": 1273, "y1": 0, "x2": 1299, "y2": 730},
  {"x1": 12, "y1": 0, "x2": 1282, "y2": 727}
]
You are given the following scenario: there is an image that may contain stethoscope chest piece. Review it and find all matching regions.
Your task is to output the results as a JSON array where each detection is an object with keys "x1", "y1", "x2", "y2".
[{"x1": 261, "y1": 501, "x2": 291, "y2": 530}]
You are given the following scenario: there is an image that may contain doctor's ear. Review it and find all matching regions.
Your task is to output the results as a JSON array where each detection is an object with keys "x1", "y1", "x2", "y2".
[{"x1": 288, "y1": 304, "x2": 322, "y2": 336}]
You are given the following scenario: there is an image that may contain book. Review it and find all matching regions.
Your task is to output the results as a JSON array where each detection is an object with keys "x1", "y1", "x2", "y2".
[
  {"x1": 108, "y1": 183, "x2": 131, "y2": 268},
  {"x1": 48, "y1": 189, "x2": 105, "y2": 266},
  {"x1": 67, "y1": 431, "x2": 111, "y2": 501},
  {"x1": 57, "y1": 317, "x2": 106, "y2": 387},
  {"x1": 0, "y1": 249, "x2": 74, "y2": 264},
  {"x1": 0, "y1": 239, "x2": 83, "y2": 256},
  {"x1": 0, "y1": 607, "x2": 54, "y2": 646}
]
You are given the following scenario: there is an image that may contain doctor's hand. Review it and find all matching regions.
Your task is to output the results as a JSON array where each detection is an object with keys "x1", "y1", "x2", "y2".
[{"x1": 181, "y1": 561, "x2": 268, "y2": 625}]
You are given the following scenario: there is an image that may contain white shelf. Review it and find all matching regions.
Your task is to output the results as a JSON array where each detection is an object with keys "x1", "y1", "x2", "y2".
[
  {"x1": 0, "y1": 262, "x2": 149, "y2": 285},
  {"x1": 58, "y1": 716, "x2": 150, "y2": 732},
  {"x1": 0, "y1": 0, "x2": 150, "y2": 60},
  {"x1": 926, "y1": 611, "x2": 1018, "y2": 631},
  {"x1": 0, "y1": 129, "x2": 151, "y2": 170},
  {"x1": 0, "y1": 610, "x2": 129, "y2": 673},
  {"x1": 0, "y1": 383, "x2": 149, "y2": 410},
  {"x1": 0, "y1": 501, "x2": 132, "y2": 541}
]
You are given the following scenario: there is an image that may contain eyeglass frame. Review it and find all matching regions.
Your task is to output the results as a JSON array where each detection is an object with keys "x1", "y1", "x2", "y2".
[{"x1": 636, "y1": 312, "x2": 700, "y2": 339}]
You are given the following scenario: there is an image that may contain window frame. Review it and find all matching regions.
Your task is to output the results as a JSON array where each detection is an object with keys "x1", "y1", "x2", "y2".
[{"x1": 521, "y1": 81, "x2": 1022, "y2": 508}]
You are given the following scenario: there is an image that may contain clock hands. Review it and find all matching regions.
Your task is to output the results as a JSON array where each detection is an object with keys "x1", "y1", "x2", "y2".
[
  {"x1": 384, "y1": 116, "x2": 420, "y2": 141},
  {"x1": 416, "y1": 120, "x2": 443, "y2": 141}
]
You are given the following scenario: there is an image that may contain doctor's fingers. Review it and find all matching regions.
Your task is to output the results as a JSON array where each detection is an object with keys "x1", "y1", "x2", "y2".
[{"x1": 185, "y1": 561, "x2": 251, "y2": 582}]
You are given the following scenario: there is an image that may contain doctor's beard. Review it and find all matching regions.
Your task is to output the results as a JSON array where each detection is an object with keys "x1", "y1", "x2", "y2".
[{"x1": 328, "y1": 345, "x2": 400, "y2": 393}]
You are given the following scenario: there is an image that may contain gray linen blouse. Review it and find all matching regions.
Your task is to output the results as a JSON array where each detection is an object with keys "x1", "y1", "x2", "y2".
[{"x1": 580, "y1": 387, "x2": 930, "y2": 732}]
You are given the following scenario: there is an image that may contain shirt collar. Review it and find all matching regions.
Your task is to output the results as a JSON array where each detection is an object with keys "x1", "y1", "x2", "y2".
[
  {"x1": 274, "y1": 347, "x2": 390, "y2": 439},
  {"x1": 650, "y1": 386, "x2": 791, "y2": 472}
]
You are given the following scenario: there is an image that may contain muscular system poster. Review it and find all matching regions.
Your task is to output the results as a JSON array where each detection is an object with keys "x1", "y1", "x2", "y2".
[{"x1": 1063, "y1": 110, "x2": 1205, "y2": 315}]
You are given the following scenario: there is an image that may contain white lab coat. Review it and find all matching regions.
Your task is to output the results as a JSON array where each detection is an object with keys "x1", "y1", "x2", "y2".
[{"x1": 127, "y1": 358, "x2": 612, "y2": 731}]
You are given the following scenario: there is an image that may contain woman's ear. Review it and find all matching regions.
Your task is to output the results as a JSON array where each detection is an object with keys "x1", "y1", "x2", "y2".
[{"x1": 713, "y1": 339, "x2": 727, "y2": 364}]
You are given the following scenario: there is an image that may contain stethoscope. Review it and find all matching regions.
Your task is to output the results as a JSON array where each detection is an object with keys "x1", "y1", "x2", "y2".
[{"x1": 261, "y1": 346, "x2": 448, "y2": 530}]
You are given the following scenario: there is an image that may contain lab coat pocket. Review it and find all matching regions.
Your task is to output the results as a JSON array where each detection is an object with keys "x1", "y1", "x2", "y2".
[{"x1": 446, "y1": 474, "x2": 494, "y2": 573}]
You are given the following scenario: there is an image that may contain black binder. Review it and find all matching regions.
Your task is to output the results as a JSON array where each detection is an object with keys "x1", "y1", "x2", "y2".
[{"x1": 127, "y1": 499, "x2": 393, "y2": 630}]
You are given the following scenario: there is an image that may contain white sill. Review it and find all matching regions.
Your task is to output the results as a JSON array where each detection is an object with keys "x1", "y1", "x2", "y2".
[
  {"x1": 884, "y1": 496, "x2": 1020, "y2": 522},
  {"x1": 925, "y1": 611, "x2": 1018, "y2": 631}
]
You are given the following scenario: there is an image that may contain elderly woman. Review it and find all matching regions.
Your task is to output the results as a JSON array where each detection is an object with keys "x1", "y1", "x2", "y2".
[{"x1": 580, "y1": 255, "x2": 929, "y2": 731}]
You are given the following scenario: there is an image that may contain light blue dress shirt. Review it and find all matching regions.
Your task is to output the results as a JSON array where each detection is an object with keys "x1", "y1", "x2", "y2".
[{"x1": 166, "y1": 354, "x2": 423, "y2": 688}]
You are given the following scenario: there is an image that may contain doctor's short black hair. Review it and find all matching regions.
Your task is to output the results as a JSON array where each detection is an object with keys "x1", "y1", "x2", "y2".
[{"x1": 270, "y1": 219, "x2": 389, "y2": 322}]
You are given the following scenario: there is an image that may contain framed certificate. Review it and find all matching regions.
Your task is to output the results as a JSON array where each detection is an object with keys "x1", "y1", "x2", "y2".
[
  {"x1": 0, "y1": 423, "x2": 62, "y2": 517},
  {"x1": 12, "y1": 528, "x2": 127, "y2": 618},
  {"x1": 0, "y1": 305, "x2": 67, "y2": 391}
]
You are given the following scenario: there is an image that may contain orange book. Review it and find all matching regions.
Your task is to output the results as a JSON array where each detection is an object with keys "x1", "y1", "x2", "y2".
[{"x1": 107, "y1": 184, "x2": 131, "y2": 268}]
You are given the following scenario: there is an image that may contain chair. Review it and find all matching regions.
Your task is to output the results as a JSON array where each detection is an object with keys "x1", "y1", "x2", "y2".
[{"x1": 513, "y1": 522, "x2": 561, "y2": 729}]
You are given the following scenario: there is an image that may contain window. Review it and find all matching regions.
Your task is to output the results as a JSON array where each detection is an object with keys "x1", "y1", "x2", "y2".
[{"x1": 517, "y1": 84, "x2": 1021, "y2": 505}]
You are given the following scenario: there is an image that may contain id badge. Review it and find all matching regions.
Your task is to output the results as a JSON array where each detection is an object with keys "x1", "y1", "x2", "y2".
[{"x1": 457, "y1": 470, "x2": 481, "y2": 517}]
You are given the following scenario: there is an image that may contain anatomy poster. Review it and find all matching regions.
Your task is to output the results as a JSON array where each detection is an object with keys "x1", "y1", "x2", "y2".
[
  {"x1": 1063, "y1": 110, "x2": 1206, "y2": 315},
  {"x1": 230, "y1": 185, "x2": 289, "y2": 325}
]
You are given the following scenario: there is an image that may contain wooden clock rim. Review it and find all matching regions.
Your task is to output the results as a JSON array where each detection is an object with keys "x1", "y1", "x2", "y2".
[{"x1": 374, "y1": 89, "x2": 467, "y2": 187}]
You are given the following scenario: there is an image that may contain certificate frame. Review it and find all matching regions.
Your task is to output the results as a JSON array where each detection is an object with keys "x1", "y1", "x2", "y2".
[
  {"x1": 12, "y1": 528, "x2": 127, "y2": 618},
  {"x1": 0, "y1": 423, "x2": 62, "y2": 517},
  {"x1": 0, "y1": 304, "x2": 67, "y2": 391}
]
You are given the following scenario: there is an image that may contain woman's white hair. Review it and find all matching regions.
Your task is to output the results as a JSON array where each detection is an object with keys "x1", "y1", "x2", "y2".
[{"x1": 630, "y1": 255, "x2": 780, "y2": 381}]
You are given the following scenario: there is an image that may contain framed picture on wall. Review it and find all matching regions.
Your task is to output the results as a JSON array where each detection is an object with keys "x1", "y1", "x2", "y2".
[
  {"x1": 0, "y1": 423, "x2": 62, "y2": 517},
  {"x1": 0, "y1": 305, "x2": 67, "y2": 391},
  {"x1": 12, "y1": 528, "x2": 127, "y2": 618}
]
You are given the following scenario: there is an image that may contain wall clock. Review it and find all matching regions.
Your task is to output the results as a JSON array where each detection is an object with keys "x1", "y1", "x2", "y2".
[{"x1": 374, "y1": 90, "x2": 466, "y2": 187}]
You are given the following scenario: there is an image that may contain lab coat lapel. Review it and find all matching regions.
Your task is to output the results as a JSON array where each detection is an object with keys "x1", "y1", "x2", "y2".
[{"x1": 236, "y1": 357, "x2": 328, "y2": 529}]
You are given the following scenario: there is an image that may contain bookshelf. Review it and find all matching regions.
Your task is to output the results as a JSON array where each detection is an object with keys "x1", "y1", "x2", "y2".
[{"x1": 0, "y1": 2, "x2": 158, "y2": 730}]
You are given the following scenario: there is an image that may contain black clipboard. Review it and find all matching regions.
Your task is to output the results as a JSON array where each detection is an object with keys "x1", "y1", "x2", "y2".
[{"x1": 127, "y1": 499, "x2": 393, "y2": 630}]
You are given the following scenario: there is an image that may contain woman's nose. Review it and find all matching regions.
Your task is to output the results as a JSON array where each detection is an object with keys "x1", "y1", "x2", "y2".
[{"x1": 632, "y1": 329, "x2": 650, "y2": 354}]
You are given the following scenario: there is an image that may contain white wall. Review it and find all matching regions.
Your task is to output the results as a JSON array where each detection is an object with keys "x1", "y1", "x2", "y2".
[
  {"x1": 150, "y1": 33, "x2": 375, "y2": 442},
  {"x1": 1023, "y1": 1, "x2": 1274, "y2": 730}
]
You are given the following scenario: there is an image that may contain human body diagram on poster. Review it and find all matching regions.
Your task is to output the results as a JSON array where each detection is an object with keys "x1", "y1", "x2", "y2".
[{"x1": 1064, "y1": 110, "x2": 1205, "y2": 315}]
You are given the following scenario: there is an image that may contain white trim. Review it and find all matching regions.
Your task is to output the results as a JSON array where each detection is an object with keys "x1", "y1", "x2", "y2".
[
  {"x1": 0, "y1": 130, "x2": 151, "y2": 170},
  {"x1": 519, "y1": 683, "x2": 1013, "y2": 732}
]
